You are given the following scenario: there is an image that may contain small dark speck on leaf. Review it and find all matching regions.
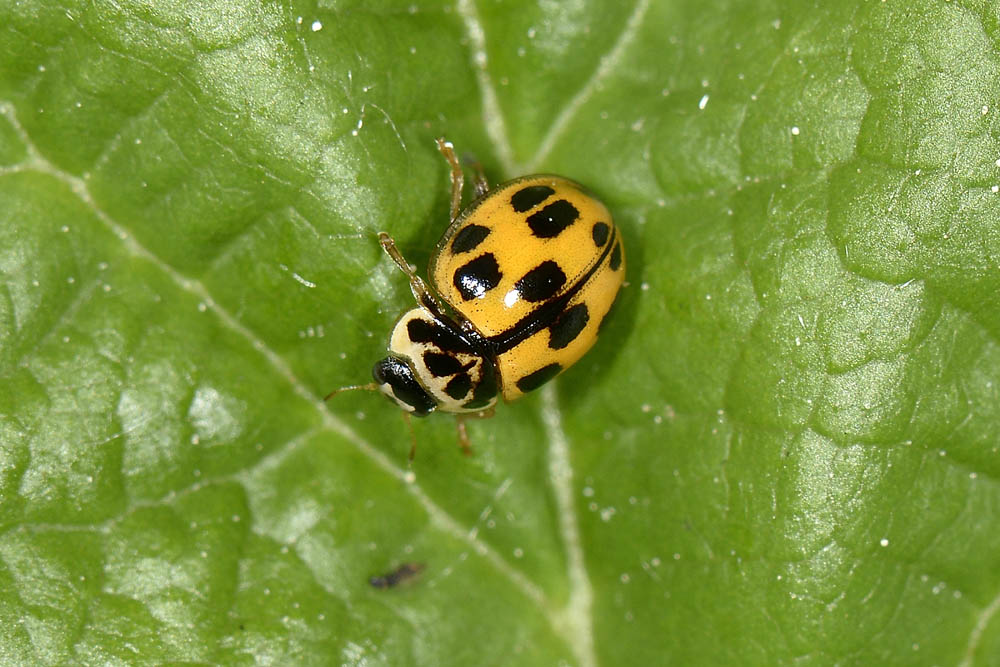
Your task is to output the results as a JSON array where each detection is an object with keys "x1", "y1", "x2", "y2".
[{"x1": 369, "y1": 562, "x2": 426, "y2": 589}]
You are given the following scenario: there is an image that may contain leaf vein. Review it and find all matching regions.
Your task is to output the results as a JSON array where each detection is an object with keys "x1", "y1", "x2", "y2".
[
  {"x1": 962, "y1": 584, "x2": 1000, "y2": 666},
  {"x1": 0, "y1": 100, "x2": 551, "y2": 627},
  {"x1": 540, "y1": 384, "x2": 596, "y2": 667},
  {"x1": 454, "y1": 0, "x2": 518, "y2": 175},
  {"x1": 528, "y1": 0, "x2": 652, "y2": 172}
]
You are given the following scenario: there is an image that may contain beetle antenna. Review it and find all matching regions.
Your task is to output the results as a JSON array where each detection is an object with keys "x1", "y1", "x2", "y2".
[{"x1": 324, "y1": 383, "x2": 378, "y2": 402}]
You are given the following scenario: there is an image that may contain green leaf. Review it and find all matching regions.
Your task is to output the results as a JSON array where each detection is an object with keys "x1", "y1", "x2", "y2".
[{"x1": 2, "y1": 0, "x2": 1000, "y2": 664}]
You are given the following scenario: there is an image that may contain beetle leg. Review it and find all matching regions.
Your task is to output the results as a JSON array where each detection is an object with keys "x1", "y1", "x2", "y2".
[
  {"x1": 377, "y1": 232, "x2": 446, "y2": 315},
  {"x1": 455, "y1": 416, "x2": 473, "y2": 456},
  {"x1": 464, "y1": 154, "x2": 490, "y2": 197},
  {"x1": 435, "y1": 137, "x2": 464, "y2": 222},
  {"x1": 403, "y1": 412, "x2": 418, "y2": 463}
]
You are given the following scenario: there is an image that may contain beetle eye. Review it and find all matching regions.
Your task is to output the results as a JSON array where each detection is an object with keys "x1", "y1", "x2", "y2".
[{"x1": 372, "y1": 356, "x2": 437, "y2": 416}]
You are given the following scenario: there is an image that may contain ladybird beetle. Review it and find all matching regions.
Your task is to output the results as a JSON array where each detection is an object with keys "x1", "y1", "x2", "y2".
[{"x1": 330, "y1": 138, "x2": 624, "y2": 455}]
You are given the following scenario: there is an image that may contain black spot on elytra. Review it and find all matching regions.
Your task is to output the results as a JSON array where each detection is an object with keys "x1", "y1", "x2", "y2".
[
  {"x1": 526, "y1": 200, "x2": 579, "y2": 238},
  {"x1": 510, "y1": 185, "x2": 555, "y2": 212},
  {"x1": 407, "y1": 318, "x2": 473, "y2": 354},
  {"x1": 422, "y1": 351, "x2": 465, "y2": 377},
  {"x1": 592, "y1": 222, "x2": 610, "y2": 247},
  {"x1": 444, "y1": 373, "x2": 472, "y2": 400},
  {"x1": 610, "y1": 242, "x2": 622, "y2": 271},
  {"x1": 515, "y1": 261, "x2": 566, "y2": 302},
  {"x1": 453, "y1": 253, "x2": 502, "y2": 300},
  {"x1": 451, "y1": 224, "x2": 491, "y2": 254},
  {"x1": 515, "y1": 363, "x2": 562, "y2": 394},
  {"x1": 548, "y1": 303, "x2": 589, "y2": 350}
]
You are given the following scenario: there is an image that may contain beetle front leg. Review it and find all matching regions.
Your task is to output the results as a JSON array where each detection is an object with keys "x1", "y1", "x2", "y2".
[{"x1": 377, "y1": 232, "x2": 446, "y2": 315}]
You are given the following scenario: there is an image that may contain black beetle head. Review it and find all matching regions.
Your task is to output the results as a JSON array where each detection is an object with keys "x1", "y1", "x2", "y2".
[{"x1": 372, "y1": 356, "x2": 437, "y2": 416}]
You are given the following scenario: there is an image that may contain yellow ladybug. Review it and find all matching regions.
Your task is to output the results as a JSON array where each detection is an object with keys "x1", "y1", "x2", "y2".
[{"x1": 331, "y1": 138, "x2": 624, "y2": 454}]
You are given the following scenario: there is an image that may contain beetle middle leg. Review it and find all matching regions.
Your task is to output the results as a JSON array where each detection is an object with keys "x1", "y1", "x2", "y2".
[
  {"x1": 454, "y1": 407, "x2": 495, "y2": 456},
  {"x1": 463, "y1": 153, "x2": 490, "y2": 197},
  {"x1": 455, "y1": 416, "x2": 473, "y2": 457}
]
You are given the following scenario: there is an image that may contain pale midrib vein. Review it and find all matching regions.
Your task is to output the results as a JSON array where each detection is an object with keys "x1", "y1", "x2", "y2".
[
  {"x1": 541, "y1": 384, "x2": 596, "y2": 667},
  {"x1": 453, "y1": 1, "x2": 653, "y2": 662},
  {"x1": 454, "y1": 0, "x2": 519, "y2": 176},
  {"x1": 0, "y1": 100, "x2": 546, "y2": 612}
]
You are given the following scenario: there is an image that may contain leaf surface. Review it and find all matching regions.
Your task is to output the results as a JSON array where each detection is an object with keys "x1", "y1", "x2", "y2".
[{"x1": 1, "y1": 0, "x2": 999, "y2": 664}]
